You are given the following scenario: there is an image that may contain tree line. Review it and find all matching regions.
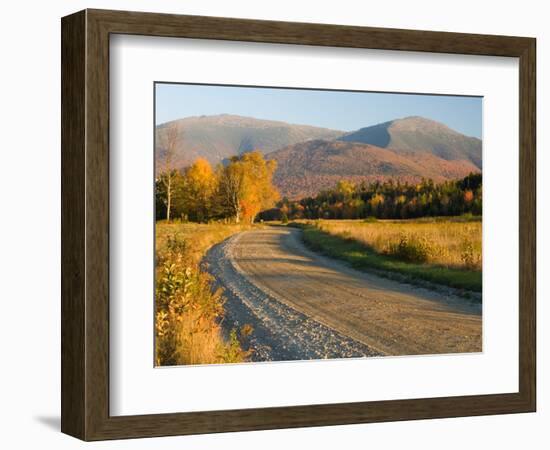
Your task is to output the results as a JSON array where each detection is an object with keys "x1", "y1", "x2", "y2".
[
  {"x1": 155, "y1": 150, "x2": 279, "y2": 223},
  {"x1": 259, "y1": 173, "x2": 482, "y2": 221}
]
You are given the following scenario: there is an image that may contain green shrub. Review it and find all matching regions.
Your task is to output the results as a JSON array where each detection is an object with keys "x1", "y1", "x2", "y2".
[
  {"x1": 388, "y1": 234, "x2": 431, "y2": 263},
  {"x1": 155, "y1": 230, "x2": 249, "y2": 366}
]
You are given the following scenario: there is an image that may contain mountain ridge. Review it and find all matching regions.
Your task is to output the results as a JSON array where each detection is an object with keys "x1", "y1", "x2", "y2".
[
  {"x1": 155, "y1": 114, "x2": 343, "y2": 169},
  {"x1": 339, "y1": 116, "x2": 482, "y2": 168},
  {"x1": 155, "y1": 114, "x2": 482, "y2": 199}
]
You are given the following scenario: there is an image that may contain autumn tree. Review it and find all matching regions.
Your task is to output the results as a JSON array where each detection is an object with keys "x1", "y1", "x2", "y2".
[
  {"x1": 183, "y1": 158, "x2": 216, "y2": 222},
  {"x1": 239, "y1": 152, "x2": 279, "y2": 223},
  {"x1": 217, "y1": 158, "x2": 246, "y2": 223},
  {"x1": 216, "y1": 151, "x2": 279, "y2": 223},
  {"x1": 336, "y1": 180, "x2": 356, "y2": 200},
  {"x1": 157, "y1": 123, "x2": 181, "y2": 221},
  {"x1": 463, "y1": 189, "x2": 474, "y2": 204}
]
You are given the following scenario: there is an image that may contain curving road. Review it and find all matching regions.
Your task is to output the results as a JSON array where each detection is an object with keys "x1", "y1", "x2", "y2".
[{"x1": 203, "y1": 226, "x2": 482, "y2": 362}]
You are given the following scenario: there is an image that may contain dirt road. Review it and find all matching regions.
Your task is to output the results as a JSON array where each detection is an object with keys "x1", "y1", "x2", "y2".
[{"x1": 203, "y1": 227, "x2": 481, "y2": 361}]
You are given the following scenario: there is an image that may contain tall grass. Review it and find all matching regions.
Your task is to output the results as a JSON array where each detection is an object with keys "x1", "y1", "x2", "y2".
[
  {"x1": 155, "y1": 222, "x2": 252, "y2": 366},
  {"x1": 299, "y1": 217, "x2": 482, "y2": 293},
  {"x1": 315, "y1": 218, "x2": 481, "y2": 270}
]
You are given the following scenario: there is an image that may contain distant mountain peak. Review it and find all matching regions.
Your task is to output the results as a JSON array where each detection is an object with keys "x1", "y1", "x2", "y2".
[
  {"x1": 339, "y1": 116, "x2": 481, "y2": 168},
  {"x1": 391, "y1": 116, "x2": 458, "y2": 132},
  {"x1": 155, "y1": 114, "x2": 343, "y2": 170}
]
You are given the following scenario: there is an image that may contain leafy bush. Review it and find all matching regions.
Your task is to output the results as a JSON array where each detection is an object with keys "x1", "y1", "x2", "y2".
[
  {"x1": 165, "y1": 232, "x2": 189, "y2": 254},
  {"x1": 155, "y1": 229, "x2": 250, "y2": 366},
  {"x1": 340, "y1": 230, "x2": 354, "y2": 241},
  {"x1": 387, "y1": 234, "x2": 431, "y2": 263},
  {"x1": 460, "y1": 240, "x2": 480, "y2": 270}
]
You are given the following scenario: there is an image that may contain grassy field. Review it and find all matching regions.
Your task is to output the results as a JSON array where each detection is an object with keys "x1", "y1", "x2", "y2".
[
  {"x1": 296, "y1": 217, "x2": 482, "y2": 293},
  {"x1": 155, "y1": 221, "x2": 255, "y2": 366}
]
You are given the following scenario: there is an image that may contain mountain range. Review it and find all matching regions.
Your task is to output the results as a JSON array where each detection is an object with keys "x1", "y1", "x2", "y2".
[
  {"x1": 155, "y1": 114, "x2": 342, "y2": 169},
  {"x1": 155, "y1": 114, "x2": 482, "y2": 199}
]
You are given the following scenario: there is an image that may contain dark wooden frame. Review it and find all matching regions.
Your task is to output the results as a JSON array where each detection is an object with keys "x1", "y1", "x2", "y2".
[{"x1": 61, "y1": 8, "x2": 536, "y2": 441}]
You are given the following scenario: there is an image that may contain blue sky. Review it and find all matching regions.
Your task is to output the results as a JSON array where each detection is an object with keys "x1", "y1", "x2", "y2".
[{"x1": 155, "y1": 83, "x2": 482, "y2": 138}]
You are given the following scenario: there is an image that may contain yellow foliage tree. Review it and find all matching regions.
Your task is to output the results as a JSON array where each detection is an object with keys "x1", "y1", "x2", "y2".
[
  {"x1": 336, "y1": 180, "x2": 355, "y2": 199},
  {"x1": 239, "y1": 152, "x2": 279, "y2": 223},
  {"x1": 183, "y1": 158, "x2": 215, "y2": 222},
  {"x1": 217, "y1": 151, "x2": 279, "y2": 223},
  {"x1": 369, "y1": 193, "x2": 385, "y2": 208}
]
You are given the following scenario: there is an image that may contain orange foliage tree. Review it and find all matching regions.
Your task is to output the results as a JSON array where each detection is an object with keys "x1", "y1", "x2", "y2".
[
  {"x1": 155, "y1": 150, "x2": 280, "y2": 223},
  {"x1": 464, "y1": 189, "x2": 474, "y2": 203},
  {"x1": 217, "y1": 151, "x2": 279, "y2": 223}
]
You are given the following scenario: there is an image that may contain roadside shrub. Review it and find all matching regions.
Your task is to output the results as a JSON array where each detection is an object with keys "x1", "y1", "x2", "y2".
[
  {"x1": 387, "y1": 234, "x2": 431, "y2": 263},
  {"x1": 460, "y1": 240, "x2": 481, "y2": 270},
  {"x1": 340, "y1": 230, "x2": 353, "y2": 241},
  {"x1": 165, "y1": 232, "x2": 189, "y2": 254},
  {"x1": 155, "y1": 230, "x2": 250, "y2": 366}
]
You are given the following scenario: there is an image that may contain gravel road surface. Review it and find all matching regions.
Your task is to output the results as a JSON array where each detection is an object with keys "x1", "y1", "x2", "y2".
[{"x1": 203, "y1": 227, "x2": 481, "y2": 361}]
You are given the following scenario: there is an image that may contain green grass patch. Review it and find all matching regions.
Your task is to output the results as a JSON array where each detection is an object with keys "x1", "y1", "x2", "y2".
[{"x1": 301, "y1": 226, "x2": 481, "y2": 293}]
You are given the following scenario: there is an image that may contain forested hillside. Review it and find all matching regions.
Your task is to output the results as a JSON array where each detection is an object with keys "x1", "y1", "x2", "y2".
[{"x1": 259, "y1": 173, "x2": 482, "y2": 221}]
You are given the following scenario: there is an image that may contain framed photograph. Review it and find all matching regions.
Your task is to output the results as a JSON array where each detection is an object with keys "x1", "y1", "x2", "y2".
[{"x1": 61, "y1": 9, "x2": 536, "y2": 440}]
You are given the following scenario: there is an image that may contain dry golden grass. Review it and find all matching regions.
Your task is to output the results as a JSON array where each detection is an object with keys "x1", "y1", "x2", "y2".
[
  {"x1": 155, "y1": 221, "x2": 254, "y2": 366},
  {"x1": 156, "y1": 221, "x2": 252, "y2": 266},
  {"x1": 315, "y1": 218, "x2": 481, "y2": 270}
]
